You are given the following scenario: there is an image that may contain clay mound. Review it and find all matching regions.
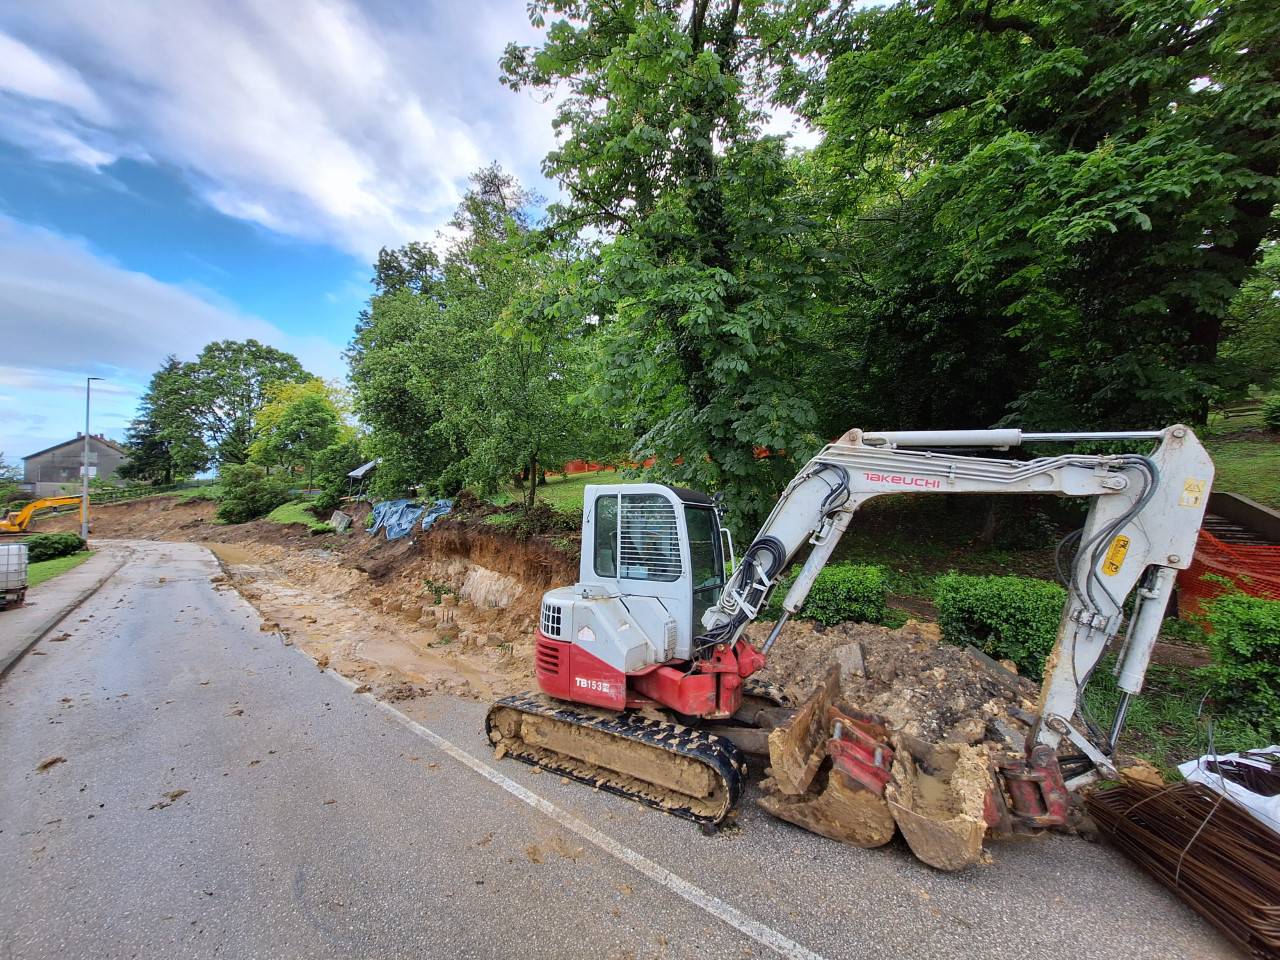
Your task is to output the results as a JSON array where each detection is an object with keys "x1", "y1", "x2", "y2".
[{"x1": 749, "y1": 618, "x2": 1038, "y2": 750}]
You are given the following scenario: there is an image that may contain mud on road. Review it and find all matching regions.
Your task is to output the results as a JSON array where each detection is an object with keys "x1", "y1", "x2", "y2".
[{"x1": 42, "y1": 496, "x2": 577, "y2": 704}]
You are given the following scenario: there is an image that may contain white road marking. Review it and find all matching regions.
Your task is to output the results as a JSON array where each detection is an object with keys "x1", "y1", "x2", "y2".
[{"x1": 323, "y1": 669, "x2": 828, "y2": 960}]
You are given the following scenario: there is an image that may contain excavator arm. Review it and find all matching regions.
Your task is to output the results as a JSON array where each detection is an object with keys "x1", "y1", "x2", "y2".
[
  {"x1": 0, "y1": 496, "x2": 83, "y2": 534},
  {"x1": 701, "y1": 425, "x2": 1213, "y2": 787}
]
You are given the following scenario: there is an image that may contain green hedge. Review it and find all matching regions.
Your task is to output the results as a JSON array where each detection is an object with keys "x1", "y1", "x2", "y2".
[
  {"x1": 1202, "y1": 591, "x2": 1280, "y2": 739},
  {"x1": 216, "y1": 464, "x2": 291, "y2": 524},
  {"x1": 934, "y1": 573, "x2": 1066, "y2": 679},
  {"x1": 25, "y1": 532, "x2": 86, "y2": 563},
  {"x1": 762, "y1": 563, "x2": 888, "y2": 626},
  {"x1": 1263, "y1": 395, "x2": 1280, "y2": 431}
]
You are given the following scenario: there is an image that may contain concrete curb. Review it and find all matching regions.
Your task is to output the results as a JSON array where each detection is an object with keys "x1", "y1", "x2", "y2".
[{"x1": 0, "y1": 556, "x2": 126, "y2": 680}]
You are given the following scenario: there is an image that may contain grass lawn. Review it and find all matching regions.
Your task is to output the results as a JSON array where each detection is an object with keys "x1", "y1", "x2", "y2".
[
  {"x1": 266, "y1": 499, "x2": 332, "y2": 532},
  {"x1": 174, "y1": 483, "x2": 222, "y2": 503},
  {"x1": 487, "y1": 468, "x2": 635, "y2": 516},
  {"x1": 1205, "y1": 437, "x2": 1280, "y2": 508},
  {"x1": 1202, "y1": 401, "x2": 1279, "y2": 508},
  {"x1": 28, "y1": 551, "x2": 93, "y2": 588}
]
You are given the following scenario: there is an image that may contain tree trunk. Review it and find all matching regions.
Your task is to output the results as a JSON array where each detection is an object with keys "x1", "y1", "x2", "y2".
[{"x1": 524, "y1": 453, "x2": 538, "y2": 510}]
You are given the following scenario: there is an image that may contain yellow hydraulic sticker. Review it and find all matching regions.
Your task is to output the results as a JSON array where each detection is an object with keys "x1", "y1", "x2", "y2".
[
  {"x1": 1179, "y1": 478, "x2": 1208, "y2": 508},
  {"x1": 1102, "y1": 535, "x2": 1131, "y2": 576}
]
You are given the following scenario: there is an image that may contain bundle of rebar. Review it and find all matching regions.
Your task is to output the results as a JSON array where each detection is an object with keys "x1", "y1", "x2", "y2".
[{"x1": 1087, "y1": 780, "x2": 1280, "y2": 959}]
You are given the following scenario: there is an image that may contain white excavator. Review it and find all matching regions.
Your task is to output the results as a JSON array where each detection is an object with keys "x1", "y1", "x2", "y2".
[{"x1": 486, "y1": 425, "x2": 1213, "y2": 866}]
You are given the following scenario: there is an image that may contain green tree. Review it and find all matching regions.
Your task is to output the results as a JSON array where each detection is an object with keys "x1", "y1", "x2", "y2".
[
  {"x1": 1221, "y1": 239, "x2": 1280, "y2": 393},
  {"x1": 779, "y1": 0, "x2": 1280, "y2": 428},
  {"x1": 119, "y1": 356, "x2": 208, "y2": 483},
  {"x1": 249, "y1": 379, "x2": 348, "y2": 488},
  {"x1": 502, "y1": 2, "x2": 829, "y2": 526},
  {"x1": 186, "y1": 340, "x2": 311, "y2": 464},
  {"x1": 351, "y1": 165, "x2": 607, "y2": 506},
  {"x1": 0, "y1": 450, "x2": 21, "y2": 507},
  {"x1": 348, "y1": 248, "x2": 455, "y2": 497}
]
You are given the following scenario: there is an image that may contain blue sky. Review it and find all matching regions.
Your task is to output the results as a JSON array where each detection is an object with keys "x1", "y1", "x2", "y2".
[
  {"x1": 0, "y1": 1, "x2": 817, "y2": 467},
  {"x1": 0, "y1": 0, "x2": 559, "y2": 463}
]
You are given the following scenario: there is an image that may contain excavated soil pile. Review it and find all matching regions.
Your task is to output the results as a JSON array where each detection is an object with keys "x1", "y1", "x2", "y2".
[
  {"x1": 749, "y1": 619, "x2": 1041, "y2": 869},
  {"x1": 747, "y1": 618, "x2": 1039, "y2": 751}
]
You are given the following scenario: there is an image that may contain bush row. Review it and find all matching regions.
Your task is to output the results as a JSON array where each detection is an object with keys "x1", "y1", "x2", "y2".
[
  {"x1": 762, "y1": 563, "x2": 889, "y2": 626},
  {"x1": 933, "y1": 570, "x2": 1280, "y2": 740},
  {"x1": 933, "y1": 573, "x2": 1066, "y2": 679},
  {"x1": 25, "y1": 532, "x2": 86, "y2": 563}
]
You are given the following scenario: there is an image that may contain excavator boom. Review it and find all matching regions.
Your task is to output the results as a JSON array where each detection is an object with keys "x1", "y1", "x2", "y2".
[
  {"x1": 703, "y1": 424, "x2": 1212, "y2": 785},
  {"x1": 0, "y1": 496, "x2": 82, "y2": 534}
]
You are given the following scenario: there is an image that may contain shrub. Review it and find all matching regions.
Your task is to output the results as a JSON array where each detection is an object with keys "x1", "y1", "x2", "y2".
[
  {"x1": 803, "y1": 564, "x2": 888, "y2": 625},
  {"x1": 762, "y1": 563, "x2": 888, "y2": 625},
  {"x1": 25, "y1": 532, "x2": 86, "y2": 563},
  {"x1": 435, "y1": 462, "x2": 467, "y2": 498},
  {"x1": 216, "y1": 464, "x2": 291, "y2": 525},
  {"x1": 1263, "y1": 395, "x2": 1280, "y2": 431},
  {"x1": 934, "y1": 573, "x2": 1066, "y2": 679},
  {"x1": 1202, "y1": 591, "x2": 1280, "y2": 739},
  {"x1": 508, "y1": 502, "x2": 576, "y2": 542}
]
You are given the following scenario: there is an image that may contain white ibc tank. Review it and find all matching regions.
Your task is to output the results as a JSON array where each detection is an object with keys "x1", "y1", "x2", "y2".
[{"x1": 1, "y1": 543, "x2": 29, "y2": 591}]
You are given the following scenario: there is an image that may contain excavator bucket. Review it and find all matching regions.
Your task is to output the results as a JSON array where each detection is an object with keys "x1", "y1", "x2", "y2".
[
  {"x1": 886, "y1": 733, "x2": 993, "y2": 871},
  {"x1": 760, "y1": 664, "x2": 895, "y2": 848},
  {"x1": 760, "y1": 662, "x2": 995, "y2": 869}
]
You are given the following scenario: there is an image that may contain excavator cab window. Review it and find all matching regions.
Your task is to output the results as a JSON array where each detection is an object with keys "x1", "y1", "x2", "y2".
[
  {"x1": 618, "y1": 493, "x2": 681, "y2": 582},
  {"x1": 593, "y1": 494, "x2": 618, "y2": 577},
  {"x1": 686, "y1": 506, "x2": 725, "y2": 629}
]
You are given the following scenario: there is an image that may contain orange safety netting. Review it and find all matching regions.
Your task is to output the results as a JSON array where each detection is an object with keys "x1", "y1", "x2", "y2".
[{"x1": 1178, "y1": 529, "x2": 1280, "y2": 618}]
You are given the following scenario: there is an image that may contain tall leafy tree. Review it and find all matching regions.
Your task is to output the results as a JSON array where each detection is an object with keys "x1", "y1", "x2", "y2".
[
  {"x1": 350, "y1": 165, "x2": 606, "y2": 504},
  {"x1": 186, "y1": 340, "x2": 311, "y2": 464},
  {"x1": 249, "y1": 379, "x2": 349, "y2": 487},
  {"x1": 0, "y1": 450, "x2": 21, "y2": 506},
  {"x1": 1222, "y1": 239, "x2": 1280, "y2": 393},
  {"x1": 502, "y1": 1, "x2": 830, "y2": 526},
  {"x1": 119, "y1": 356, "x2": 208, "y2": 483},
  {"x1": 778, "y1": 0, "x2": 1280, "y2": 428}
]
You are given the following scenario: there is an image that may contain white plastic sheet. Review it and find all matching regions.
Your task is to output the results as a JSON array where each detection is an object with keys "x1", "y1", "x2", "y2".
[{"x1": 1179, "y1": 745, "x2": 1280, "y2": 836}]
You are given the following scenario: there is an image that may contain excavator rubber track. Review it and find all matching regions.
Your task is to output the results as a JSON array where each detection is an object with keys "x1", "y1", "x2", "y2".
[{"x1": 486, "y1": 693, "x2": 748, "y2": 826}]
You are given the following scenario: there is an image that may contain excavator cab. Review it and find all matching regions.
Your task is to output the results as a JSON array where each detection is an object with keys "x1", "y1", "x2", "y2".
[
  {"x1": 578, "y1": 483, "x2": 729, "y2": 651},
  {"x1": 531, "y1": 483, "x2": 754, "y2": 716}
]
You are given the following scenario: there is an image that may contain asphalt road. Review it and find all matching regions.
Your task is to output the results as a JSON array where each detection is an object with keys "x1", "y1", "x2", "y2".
[{"x1": 0, "y1": 540, "x2": 1238, "y2": 960}]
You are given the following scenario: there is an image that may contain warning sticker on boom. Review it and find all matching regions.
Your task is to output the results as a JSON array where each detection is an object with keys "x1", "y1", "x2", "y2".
[
  {"x1": 1179, "y1": 478, "x2": 1208, "y2": 508},
  {"x1": 1102, "y1": 535, "x2": 1131, "y2": 576}
]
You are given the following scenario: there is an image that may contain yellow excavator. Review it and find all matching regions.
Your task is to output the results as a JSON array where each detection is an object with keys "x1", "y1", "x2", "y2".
[{"x1": 0, "y1": 496, "x2": 82, "y2": 534}]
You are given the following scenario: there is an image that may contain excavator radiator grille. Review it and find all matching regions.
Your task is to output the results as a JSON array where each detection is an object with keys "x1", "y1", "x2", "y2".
[
  {"x1": 535, "y1": 636, "x2": 562, "y2": 676},
  {"x1": 540, "y1": 600, "x2": 563, "y2": 639}
]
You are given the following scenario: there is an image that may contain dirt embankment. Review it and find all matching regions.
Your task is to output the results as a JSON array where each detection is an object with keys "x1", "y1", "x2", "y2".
[{"x1": 46, "y1": 496, "x2": 577, "y2": 703}]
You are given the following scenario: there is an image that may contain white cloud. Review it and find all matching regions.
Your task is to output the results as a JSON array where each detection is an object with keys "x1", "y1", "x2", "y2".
[
  {"x1": 0, "y1": 216, "x2": 345, "y2": 457},
  {"x1": 0, "y1": 1, "x2": 556, "y2": 257},
  {"x1": 0, "y1": 32, "x2": 109, "y2": 122}
]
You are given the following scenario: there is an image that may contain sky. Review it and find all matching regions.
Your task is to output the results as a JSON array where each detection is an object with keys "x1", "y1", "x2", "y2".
[{"x1": 0, "y1": 0, "x2": 818, "y2": 468}]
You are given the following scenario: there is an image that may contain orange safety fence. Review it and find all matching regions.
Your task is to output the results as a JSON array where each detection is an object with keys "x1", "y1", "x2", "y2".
[{"x1": 1177, "y1": 529, "x2": 1280, "y2": 619}]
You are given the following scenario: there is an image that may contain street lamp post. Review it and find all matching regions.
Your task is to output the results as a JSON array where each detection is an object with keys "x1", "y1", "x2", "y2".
[{"x1": 81, "y1": 376, "x2": 104, "y2": 540}]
